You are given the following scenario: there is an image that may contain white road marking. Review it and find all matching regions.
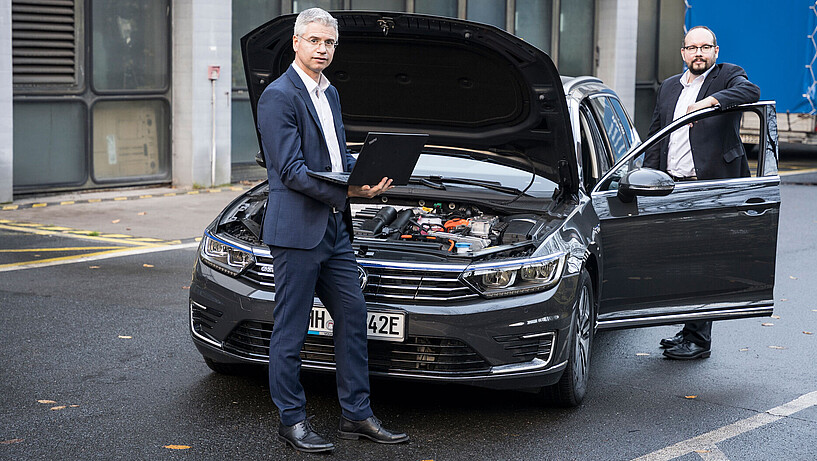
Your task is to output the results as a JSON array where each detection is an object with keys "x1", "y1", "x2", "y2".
[
  {"x1": 632, "y1": 390, "x2": 817, "y2": 461},
  {"x1": 0, "y1": 242, "x2": 199, "y2": 272}
]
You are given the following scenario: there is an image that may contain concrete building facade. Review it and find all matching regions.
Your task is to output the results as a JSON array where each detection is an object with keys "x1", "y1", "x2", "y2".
[{"x1": 0, "y1": 0, "x2": 685, "y2": 201}]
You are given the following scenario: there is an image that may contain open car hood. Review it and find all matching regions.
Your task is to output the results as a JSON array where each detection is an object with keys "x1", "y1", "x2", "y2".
[{"x1": 241, "y1": 12, "x2": 577, "y2": 193}]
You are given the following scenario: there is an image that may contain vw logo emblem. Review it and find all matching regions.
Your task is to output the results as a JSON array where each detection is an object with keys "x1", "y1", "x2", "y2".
[{"x1": 357, "y1": 265, "x2": 368, "y2": 290}]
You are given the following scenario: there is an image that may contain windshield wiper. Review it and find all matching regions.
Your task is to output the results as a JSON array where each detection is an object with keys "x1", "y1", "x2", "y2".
[{"x1": 409, "y1": 175, "x2": 530, "y2": 196}]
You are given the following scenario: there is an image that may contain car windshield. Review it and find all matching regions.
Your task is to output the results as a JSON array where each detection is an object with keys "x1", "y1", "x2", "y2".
[{"x1": 410, "y1": 153, "x2": 557, "y2": 198}]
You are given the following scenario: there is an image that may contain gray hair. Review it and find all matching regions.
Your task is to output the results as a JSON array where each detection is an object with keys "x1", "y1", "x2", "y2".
[{"x1": 294, "y1": 8, "x2": 338, "y2": 38}]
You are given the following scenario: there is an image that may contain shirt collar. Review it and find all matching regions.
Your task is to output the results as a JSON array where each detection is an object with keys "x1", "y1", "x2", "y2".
[
  {"x1": 291, "y1": 62, "x2": 331, "y2": 94},
  {"x1": 680, "y1": 64, "x2": 715, "y2": 88}
]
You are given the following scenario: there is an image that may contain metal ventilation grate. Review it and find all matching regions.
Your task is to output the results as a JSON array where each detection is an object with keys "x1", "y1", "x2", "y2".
[{"x1": 11, "y1": 0, "x2": 77, "y2": 85}]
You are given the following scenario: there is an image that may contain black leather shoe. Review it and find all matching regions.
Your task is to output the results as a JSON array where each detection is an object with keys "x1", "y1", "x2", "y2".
[
  {"x1": 338, "y1": 415, "x2": 409, "y2": 444},
  {"x1": 663, "y1": 340, "x2": 711, "y2": 360},
  {"x1": 660, "y1": 331, "x2": 685, "y2": 348},
  {"x1": 278, "y1": 418, "x2": 334, "y2": 453}
]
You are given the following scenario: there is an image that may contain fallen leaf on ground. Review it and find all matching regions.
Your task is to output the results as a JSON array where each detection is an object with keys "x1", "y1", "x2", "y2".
[
  {"x1": 769, "y1": 346, "x2": 785, "y2": 350},
  {"x1": 771, "y1": 315, "x2": 781, "y2": 319},
  {"x1": 111, "y1": 219, "x2": 120, "y2": 224},
  {"x1": 761, "y1": 323, "x2": 774, "y2": 326},
  {"x1": 739, "y1": 348, "x2": 749, "y2": 352},
  {"x1": 789, "y1": 276, "x2": 798, "y2": 280},
  {"x1": 163, "y1": 445, "x2": 191, "y2": 450},
  {"x1": 780, "y1": 298, "x2": 788, "y2": 302},
  {"x1": 50, "y1": 406, "x2": 66, "y2": 411},
  {"x1": 685, "y1": 395, "x2": 697, "y2": 399},
  {"x1": 804, "y1": 331, "x2": 813, "y2": 335},
  {"x1": 37, "y1": 400, "x2": 56, "y2": 404},
  {"x1": 694, "y1": 450, "x2": 710, "y2": 454},
  {"x1": 143, "y1": 264, "x2": 154, "y2": 268},
  {"x1": 138, "y1": 212, "x2": 147, "y2": 216},
  {"x1": 70, "y1": 405, "x2": 79, "y2": 408},
  {"x1": 89, "y1": 266, "x2": 100, "y2": 269},
  {"x1": 636, "y1": 353, "x2": 650, "y2": 356},
  {"x1": 182, "y1": 286, "x2": 190, "y2": 289},
  {"x1": 0, "y1": 439, "x2": 23, "y2": 445},
  {"x1": 118, "y1": 335, "x2": 132, "y2": 339}
]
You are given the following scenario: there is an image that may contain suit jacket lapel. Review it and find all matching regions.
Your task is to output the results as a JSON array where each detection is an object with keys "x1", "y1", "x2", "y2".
[
  {"x1": 698, "y1": 64, "x2": 720, "y2": 100},
  {"x1": 285, "y1": 66, "x2": 327, "y2": 142},
  {"x1": 665, "y1": 78, "x2": 683, "y2": 122}
]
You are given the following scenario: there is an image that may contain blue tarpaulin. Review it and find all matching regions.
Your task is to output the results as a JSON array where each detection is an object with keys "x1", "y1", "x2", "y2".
[{"x1": 686, "y1": 0, "x2": 815, "y2": 113}]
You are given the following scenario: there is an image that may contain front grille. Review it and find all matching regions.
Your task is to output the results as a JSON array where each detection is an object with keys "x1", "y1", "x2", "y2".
[
  {"x1": 224, "y1": 320, "x2": 491, "y2": 375},
  {"x1": 240, "y1": 257, "x2": 477, "y2": 303},
  {"x1": 191, "y1": 301, "x2": 223, "y2": 343},
  {"x1": 493, "y1": 332, "x2": 555, "y2": 363}
]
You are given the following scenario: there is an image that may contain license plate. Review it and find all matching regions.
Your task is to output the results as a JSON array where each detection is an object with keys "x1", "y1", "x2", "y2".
[{"x1": 308, "y1": 307, "x2": 405, "y2": 342}]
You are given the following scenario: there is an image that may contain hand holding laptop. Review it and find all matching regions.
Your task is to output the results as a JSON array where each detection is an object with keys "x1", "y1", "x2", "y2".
[{"x1": 348, "y1": 177, "x2": 394, "y2": 198}]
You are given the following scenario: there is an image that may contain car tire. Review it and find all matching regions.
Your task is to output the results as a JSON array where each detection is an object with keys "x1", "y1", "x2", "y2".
[
  {"x1": 542, "y1": 268, "x2": 595, "y2": 407},
  {"x1": 203, "y1": 357, "x2": 263, "y2": 376}
]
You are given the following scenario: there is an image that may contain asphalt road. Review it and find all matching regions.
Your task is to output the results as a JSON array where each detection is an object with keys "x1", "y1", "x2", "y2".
[{"x1": 1, "y1": 184, "x2": 815, "y2": 460}]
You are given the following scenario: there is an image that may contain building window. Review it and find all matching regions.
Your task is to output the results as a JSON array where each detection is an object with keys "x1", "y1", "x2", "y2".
[
  {"x1": 467, "y1": 0, "x2": 506, "y2": 29},
  {"x1": 92, "y1": 100, "x2": 169, "y2": 181},
  {"x1": 12, "y1": 102, "x2": 87, "y2": 188},
  {"x1": 557, "y1": 0, "x2": 595, "y2": 76},
  {"x1": 91, "y1": 0, "x2": 169, "y2": 91},
  {"x1": 514, "y1": 0, "x2": 553, "y2": 53},
  {"x1": 292, "y1": 0, "x2": 344, "y2": 12},
  {"x1": 415, "y1": 0, "x2": 457, "y2": 17}
]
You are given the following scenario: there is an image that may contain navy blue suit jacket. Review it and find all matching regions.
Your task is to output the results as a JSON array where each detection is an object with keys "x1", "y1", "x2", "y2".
[
  {"x1": 256, "y1": 66, "x2": 356, "y2": 249},
  {"x1": 643, "y1": 63, "x2": 760, "y2": 180}
]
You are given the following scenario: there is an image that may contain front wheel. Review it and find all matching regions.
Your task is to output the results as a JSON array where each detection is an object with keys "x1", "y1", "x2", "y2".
[{"x1": 542, "y1": 268, "x2": 595, "y2": 407}]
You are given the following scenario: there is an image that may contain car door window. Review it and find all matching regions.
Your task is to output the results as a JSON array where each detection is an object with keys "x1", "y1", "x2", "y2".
[
  {"x1": 599, "y1": 107, "x2": 768, "y2": 192},
  {"x1": 579, "y1": 105, "x2": 611, "y2": 190},
  {"x1": 588, "y1": 96, "x2": 631, "y2": 164}
]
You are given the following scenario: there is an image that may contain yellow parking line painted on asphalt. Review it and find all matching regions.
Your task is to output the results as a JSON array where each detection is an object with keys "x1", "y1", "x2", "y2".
[
  {"x1": 98, "y1": 234, "x2": 136, "y2": 238},
  {"x1": 0, "y1": 223, "x2": 164, "y2": 247},
  {"x1": 40, "y1": 226, "x2": 74, "y2": 231},
  {"x1": 2, "y1": 205, "x2": 19, "y2": 211},
  {"x1": 0, "y1": 248, "x2": 141, "y2": 269},
  {"x1": 32, "y1": 203, "x2": 47, "y2": 208},
  {"x1": 139, "y1": 195, "x2": 153, "y2": 199},
  {"x1": 60, "y1": 201, "x2": 75, "y2": 205},
  {"x1": 208, "y1": 189, "x2": 221, "y2": 193},
  {"x1": 131, "y1": 237, "x2": 165, "y2": 242},
  {"x1": 780, "y1": 167, "x2": 817, "y2": 176},
  {"x1": 187, "y1": 191, "x2": 199, "y2": 195},
  {"x1": 164, "y1": 193, "x2": 177, "y2": 197},
  {"x1": 113, "y1": 197, "x2": 128, "y2": 201},
  {"x1": 88, "y1": 199, "x2": 101, "y2": 203},
  {"x1": 0, "y1": 246, "x2": 123, "y2": 253}
]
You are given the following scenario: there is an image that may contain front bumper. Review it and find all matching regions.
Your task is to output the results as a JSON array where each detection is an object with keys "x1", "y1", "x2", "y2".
[{"x1": 189, "y1": 255, "x2": 579, "y2": 390}]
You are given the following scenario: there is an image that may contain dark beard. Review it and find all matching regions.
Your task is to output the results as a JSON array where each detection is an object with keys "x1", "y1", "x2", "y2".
[{"x1": 688, "y1": 60, "x2": 709, "y2": 75}]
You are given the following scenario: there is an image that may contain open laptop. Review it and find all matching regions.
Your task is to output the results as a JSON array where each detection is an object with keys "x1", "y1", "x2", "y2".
[{"x1": 307, "y1": 132, "x2": 428, "y2": 186}]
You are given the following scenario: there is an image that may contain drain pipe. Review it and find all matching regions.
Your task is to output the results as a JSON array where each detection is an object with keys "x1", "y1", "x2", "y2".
[{"x1": 208, "y1": 66, "x2": 221, "y2": 187}]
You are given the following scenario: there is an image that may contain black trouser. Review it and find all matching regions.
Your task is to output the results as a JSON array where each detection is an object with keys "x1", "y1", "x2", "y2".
[{"x1": 682, "y1": 320, "x2": 712, "y2": 348}]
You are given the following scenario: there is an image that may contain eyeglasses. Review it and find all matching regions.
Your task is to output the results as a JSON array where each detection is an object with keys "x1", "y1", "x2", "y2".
[
  {"x1": 682, "y1": 44, "x2": 715, "y2": 53},
  {"x1": 298, "y1": 35, "x2": 338, "y2": 50}
]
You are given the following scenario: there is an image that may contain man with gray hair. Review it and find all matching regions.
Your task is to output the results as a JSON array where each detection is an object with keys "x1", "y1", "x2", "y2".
[{"x1": 255, "y1": 7, "x2": 408, "y2": 453}]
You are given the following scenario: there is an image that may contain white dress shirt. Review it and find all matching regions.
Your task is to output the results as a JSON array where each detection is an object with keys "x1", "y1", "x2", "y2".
[
  {"x1": 666, "y1": 65, "x2": 715, "y2": 178},
  {"x1": 292, "y1": 63, "x2": 344, "y2": 172}
]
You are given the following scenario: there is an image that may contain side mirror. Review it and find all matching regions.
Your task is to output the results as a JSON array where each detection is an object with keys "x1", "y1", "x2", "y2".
[
  {"x1": 617, "y1": 168, "x2": 675, "y2": 203},
  {"x1": 255, "y1": 150, "x2": 266, "y2": 168}
]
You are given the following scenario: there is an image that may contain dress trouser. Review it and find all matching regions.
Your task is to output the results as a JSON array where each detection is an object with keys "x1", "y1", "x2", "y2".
[
  {"x1": 682, "y1": 320, "x2": 712, "y2": 348},
  {"x1": 268, "y1": 212, "x2": 373, "y2": 426}
]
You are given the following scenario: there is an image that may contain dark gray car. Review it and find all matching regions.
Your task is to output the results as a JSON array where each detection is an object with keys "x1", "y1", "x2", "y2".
[{"x1": 189, "y1": 12, "x2": 780, "y2": 407}]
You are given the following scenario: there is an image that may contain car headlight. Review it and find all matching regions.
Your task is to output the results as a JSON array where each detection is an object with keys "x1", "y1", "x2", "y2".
[
  {"x1": 200, "y1": 232, "x2": 255, "y2": 276},
  {"x1": 461, "y1": 253, "x2": 565, "y2": 298}
]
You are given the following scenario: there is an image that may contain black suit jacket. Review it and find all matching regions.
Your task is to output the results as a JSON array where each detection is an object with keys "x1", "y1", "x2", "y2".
[{"x1": 643, "y1": 63, "x2": 760, "y2": 180}]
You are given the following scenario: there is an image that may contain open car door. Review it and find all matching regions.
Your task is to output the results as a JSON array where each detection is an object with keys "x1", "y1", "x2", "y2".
[{"x1": 591, "y1": 102, "x2": 780, "y2": 329}]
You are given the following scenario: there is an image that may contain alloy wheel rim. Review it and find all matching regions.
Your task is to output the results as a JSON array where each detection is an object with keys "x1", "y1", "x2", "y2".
[{"x1": 573, "y1": 284, "x2": 591, "y2": 386}]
